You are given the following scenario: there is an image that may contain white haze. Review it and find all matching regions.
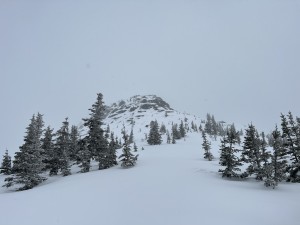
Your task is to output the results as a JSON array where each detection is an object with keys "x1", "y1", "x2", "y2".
[{"x1": 1, "y1": 0, "x2": 300, "y2": 155}]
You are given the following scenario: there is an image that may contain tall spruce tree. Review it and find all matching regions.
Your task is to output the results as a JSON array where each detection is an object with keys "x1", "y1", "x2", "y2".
[
  {"x1": 219, "y1": 127, "x2": 242, "y2": 178},
  {"x1": 83, "y1": 93, "x2": 111, "y2": 170},
  {"x1": 280, "y1": 112, "x2": 300, "y2": 182},
  {"x1": 241, "y1": 124, "x2": 263, "y2": 180},
  {"x1": 4, "y1": 114, "x2": 46, "y2": 190},
  {"x1": 202, "y1": 132, "x2": 213, "y2": 161},
  {"x1": 0, "y1": 149, "x2": 12, "y2": 175},
  {"x1": 69, "y1": 125, "x2": 80, "y2": 162},
  {"x1": 41, "y1": 126, "x2": 55, "y2": 172},
  {"x1": 55, "y1": 118, "x2": 71, "y2": 176},
  {"x1": 119, "y1": 129, "x2": 138, "y2": 168},
  {"x1": 264, "y1": 127, "x2": 288, "y2": 188},
  {"x1": 147, "y1": 120, "x2": 162, "y2": 145}
]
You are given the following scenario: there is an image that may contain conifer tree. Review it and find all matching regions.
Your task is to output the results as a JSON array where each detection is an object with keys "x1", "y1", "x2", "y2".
[
  {"x1": 218, "y1": 127, "x2": 242, "y2": 178},
  {"x1": 0, "y1": 149, "x2": 12, "y2": 175},
  {"x1": 119, "y1": 129, "x2": 138, "y2": 168},
  {"x1": 128, "y1": 128, "x2": 134, "y2": 144},
  {"x1": 4, "y1": 114, "x2": 46, "y2": 190},
  {"x1": 83, "y1": 93, "x2": 111, "y2": 170},
  {"x1": 69, "y1": 125, "x2": 80, "y2": 162},
  {"x1": 160, "y1": 123, "x2": 167, "y2": 134},
  {"x1": 55, "y1": 118, "x2": 71, "y2": 176},
  {"x1": 172, "y1": 133, "x2": 176, "y2": 144},
  {"x1": 205, "y1": 113, "x2": 212, "y2": 135},
  {"x1": 78, "y1": 138, "x2": 91, "y2": 173},
  {"x1": 241, "y1": 124, "x2": 263, "y2": 180},
  {"x1": 107, "y1": 132, "x2": 118, "y2": 166},
  {"x1": 280, "y1": 112, "x2": 300, "y2": 182},
  {"x1": 172, "y1": 123, "x2": 181, "y2": 140},
  {"x1": 41, "y1": 126, "x2": 55, "y2": 171},
  {"x1": 179, "y1": 120, "x2": 186, "y2": 138},
  {"x1": 147, "y1": 120, "x2": 162, "y2": 145},
  {"x1": 166, "y1": 130, "x2": 171, "y2": 144},
  {"x1": 202, "y1": 132, "x2": 213, "y2": 161},
  {"x1": 264, "y1": 127, "x2": 287, "y2": 188}
]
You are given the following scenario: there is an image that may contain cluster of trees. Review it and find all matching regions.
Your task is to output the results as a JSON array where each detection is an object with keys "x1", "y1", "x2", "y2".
[
  {"x1": 147, "y1": 120, "x2": 188, "y2": 145},
  {"x1": 218, "y1": 112, "x2": 300, "y2": 188},
  {"x1": 2, "y1": 93, "x2": 138, "y2": 191}
]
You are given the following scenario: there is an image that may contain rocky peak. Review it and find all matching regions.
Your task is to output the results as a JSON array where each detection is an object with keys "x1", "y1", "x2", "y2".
[{"x1": 105, "y1": 95, "x2": 173, "y2": 120}]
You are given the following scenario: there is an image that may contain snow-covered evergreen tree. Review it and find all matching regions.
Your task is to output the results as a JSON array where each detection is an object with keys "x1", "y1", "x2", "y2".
[
  {"x1": 0, "y1": 149, "x2": 12, "y2": 175},
  {"x1": 280, "y1": 112, "x2": 300, "y2": 182},
  {"x1": 241, "y1": 124, "x2": 263, "y2": 180},
  {"x1": 179, "y1": 120, "x2": 186, "y2": 138},
  {"x1": 147, "y1": 120, "x2": 162, "y2": 145},
  {"x1": 264, "y1": 127, "x2": 288, "y2": 188},
  {"x1": 55, "y1": 118, "x2": 71, "y2": 176},
  {"x1": 119, "y1": 129, "x2": 138, "y2": 168},
  {"x1": 107, "y1": 132, "x2": 118, "y2": 166},
  {"x1": 78, "y1": 138, "x2": 91, "y2": 173},
  {"x1": 83, "y1": 93, "x2": 111, "y2": 170},
  {"x1": 69, "y1": 125, "x2": 80, "y2": 162},
  {"x1": 218, "y1": 127, "x2": 242, "y2": 178},
  {"x1": 160, "y1": 123, "x2": 167, "y2": 134},
  {"x1": 202, "y1": 132, "x2": 213, "y2": 161},
  {"x1": 172, "y1": 123, "x2": 181, "y2": 140},
  {"x1": 166, "y1": 130, "x2": 171, "y2": 144},
  {"x1": 41, "y1": 126, "x2": 55, "y2": 171},
  {"x1": 128, "y1": 127, "x2": 134, "y2": 144},
  {"x1": 4, "y1": 113, "x2": 46, "y2": 190}
]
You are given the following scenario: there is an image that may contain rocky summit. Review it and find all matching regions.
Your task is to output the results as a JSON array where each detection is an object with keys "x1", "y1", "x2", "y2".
[{"x1": 105, "y1": 95, "x2": 174, "y2": 120}]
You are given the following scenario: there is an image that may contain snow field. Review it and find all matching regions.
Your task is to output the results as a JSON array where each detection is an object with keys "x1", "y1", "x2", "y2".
[{"x1": 0, "y1": 133, "x2": 299, "y2": 225}]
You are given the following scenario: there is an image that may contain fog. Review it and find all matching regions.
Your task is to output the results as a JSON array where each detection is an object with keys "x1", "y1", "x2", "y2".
[{"x1": 1, "y1": 0, "x2": 300, "y2": 155}]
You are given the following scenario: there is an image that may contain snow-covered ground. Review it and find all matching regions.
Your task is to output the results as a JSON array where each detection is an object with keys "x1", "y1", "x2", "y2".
[{"x1": 0, "y1": 133, "x2": 299, "y2": 225}]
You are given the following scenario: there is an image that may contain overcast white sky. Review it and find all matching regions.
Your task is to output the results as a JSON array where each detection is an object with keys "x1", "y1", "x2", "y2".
[{"x1": 1, "y1": 0, "x2": 300, "y2": 155}]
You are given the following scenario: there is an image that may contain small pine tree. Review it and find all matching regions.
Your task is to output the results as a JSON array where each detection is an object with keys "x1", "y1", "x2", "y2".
[
  {"x1": 0, "y1": 149, "x2": 12, "y2": 175},
  {"x1": 119, "y1": 129, "x2": 138, "y2": 168},
  {"x1": 160, "y1": 123, "x2": 167, "y2": 134},
  {"x1": 166, "y1": 130, "x2": 171, "y2": 144},
  {"x1": 107, "y1": 133, "x2": 118, "y2": 166},
  {"x1": 172, "y1": 124, "x2": 181, "y2": 139},
  {"x1": 134, "y1": 142, "x2": 138, "y2": 152},
  {"x1": 147, "y1": 120, "x2": 162, "y2": 145},
  {"x1": 202, "y1": 132, "x2": 213, "y2": 161},
  {"x1": 219, "y1": 127, "x2": 243, "y2": 178},
  {"x1": 179, "y1": 120, "x2": 186, "y2": 138}
]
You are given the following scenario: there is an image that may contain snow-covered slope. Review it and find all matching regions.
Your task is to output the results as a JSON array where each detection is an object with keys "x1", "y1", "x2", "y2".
[
  {"x1": 0, "y1": 95, "x2": 299, "y2": 225},
  {"x1": 104, "y1": 95, "x2": 204, "y2": 144},
  {"x1": 0, "y1": 133, "x2": 299, "y2": 225}
]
